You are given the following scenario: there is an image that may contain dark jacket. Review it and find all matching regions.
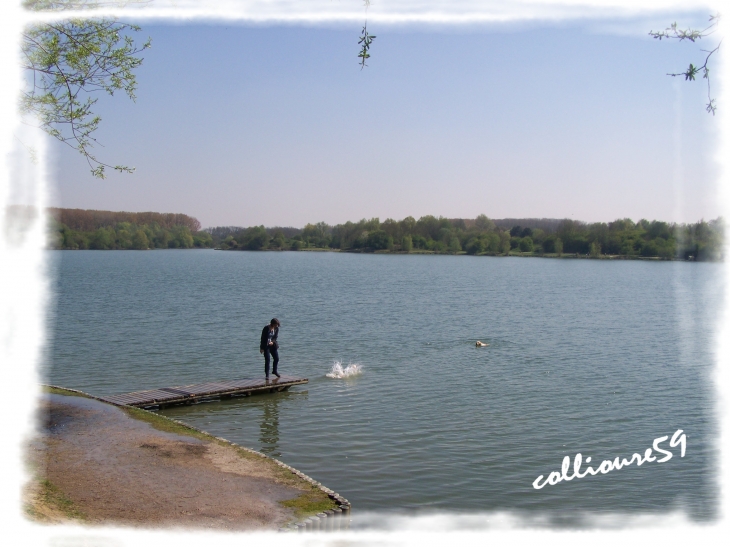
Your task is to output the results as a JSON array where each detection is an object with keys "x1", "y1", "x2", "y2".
[{"x1": 260, "y1": 325, "x2": 279, "y2": 351}]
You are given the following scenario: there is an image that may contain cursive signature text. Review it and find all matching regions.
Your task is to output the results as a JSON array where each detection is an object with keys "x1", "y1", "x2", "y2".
[{"x1": 532, "y1": 429, "x2": 686, "y2": 489}]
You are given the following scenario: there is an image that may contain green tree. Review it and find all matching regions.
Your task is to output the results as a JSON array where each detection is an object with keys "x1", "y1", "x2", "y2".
[
  {"x1": 116, "y1": 225, "x2": 133, "y2": 248},
  {"x1": 399, "y1": 216, "x2": 416, "y2": 235},
  {"x1": 416, "y1": 215, "x2": 441, "y2": 240},
  {"x1": 271, "y1": 231, "x2": 287, "y2": 250},
  {"x1": 401, "y1": 235, "x2": 413, "y2": 253},
  {"x1": 21, "y1": 1, "x2": 151, "y2": 177},
  {"x1": 154, "y1": 229, "x2": 171, "y2": 249},
  {"x1": 241, "y1": 226, "x2": 269, "y2": 250},
  {"x1": 499, "y1": 232, "x2": 511, "y2": 255},
  {"x1": 302, "y1": 222, "x2": 331, "y2": 248},
  {"x1": 465, "y1": 237, "x2": 485, "y2": 255},
  {"x1": 431, "y1": 240, "x2": 447, "y2": 253},
  {"x1": 448, "y1": 236, "x2": 462, "y2": 253},
  {"x1": 72, "y1": 230, "x2": 89, "y2": 249},
  {"x1": 589, "y1": 241, "x2": 602, "y2": 258},
  {"x1": 554, "y1": 238, "x2": 563, "y2": 256},
  {"x1": 620, "y1": 239, "x2": 637, "y2": 256},
  {"x1": 131, "y1": 228, "x2": 149, "y2": 250},
  {"x1": 89, "y1": 226, "x2": 113, "y2": 249},
  {"x1": 519, "y1": 236, "x2": 534, "y2": 253},
  {"x1": 170, "y1": 226, "x2": 194, "y2": 248},
  {"x1": 474, "y1": 214, "x2": 495, "y2": 231},
  {"x1": 366, "y1": 230, "x2": 393, "y2": 250},
  {"x1": 437, "y1": 227, "x2": 453, "y2": 244},
  {"x1": 381, "y1": 218, "x2": 401, "y2": 240},
  {"x1": 484, "y1": 233, "x2": 501, "y2": 253},
  {"x1": 451, "y1": 219, "x2": 467, "y2": 231},
  {"x1": 49, "y1": 224, "x2": 64, "y2": 248},
  {"x1": 412, "y1": 234, "x2": 428, "y2": 250},
  {"x1": 640, "y1": 241, "x2": 659, "y2": 257},
  {"x1": 542, "y1": 235, "x2": 556, "y2": 253},
  {"x1": 193, "y1": 231, "x2": 213, "y2": 248}
]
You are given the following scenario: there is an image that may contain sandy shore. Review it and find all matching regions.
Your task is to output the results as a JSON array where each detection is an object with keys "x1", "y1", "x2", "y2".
[{"x1": 25, "y1": 389, "x2": 337, "y2": 530}]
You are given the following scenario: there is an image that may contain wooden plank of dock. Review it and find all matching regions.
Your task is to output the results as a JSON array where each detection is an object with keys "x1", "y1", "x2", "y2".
[{"x1": 97, "y1": 374, "x2": 308, "y2": 409}]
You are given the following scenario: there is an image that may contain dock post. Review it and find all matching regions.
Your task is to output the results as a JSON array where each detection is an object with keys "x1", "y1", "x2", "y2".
[
  {"x1": 316, "y1": 512, "x2": 327, "y2": 532},
  {"x1": 339, "y1": 505, "x2": 351, "y2": 530},
  {"x1": 324, "y1": 510, "x2": 334, "y2": 532}
]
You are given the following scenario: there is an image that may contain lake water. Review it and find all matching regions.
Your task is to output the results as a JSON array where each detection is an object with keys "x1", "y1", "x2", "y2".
[{"x1": 45, "y1": 250, "x2": 722, "y2": 526}]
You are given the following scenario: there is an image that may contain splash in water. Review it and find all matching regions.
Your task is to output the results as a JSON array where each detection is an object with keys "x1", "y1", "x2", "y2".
[{"x1": 326, "y1": 361, "x2": 363, "y2": 378}]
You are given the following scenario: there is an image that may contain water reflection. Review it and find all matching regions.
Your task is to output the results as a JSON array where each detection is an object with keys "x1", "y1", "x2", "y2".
[
  {"x1": 258, "y1": 394, "x2": 280, "y2": 457},
  {"x1": 255, "y1": 388, "x2": 309, "y2": 458},
  {"x1": 157, "y1": 388, "x2": 309, "y2": 461}
]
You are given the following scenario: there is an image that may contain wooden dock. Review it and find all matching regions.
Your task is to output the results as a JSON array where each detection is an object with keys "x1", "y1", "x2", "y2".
[{"x1": 97, "y1": 374, "x2": 308, "y2": 409}]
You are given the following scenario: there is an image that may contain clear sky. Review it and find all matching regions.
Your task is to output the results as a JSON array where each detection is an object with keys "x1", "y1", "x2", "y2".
[{"x1": 49, "y1": 12, "x2": 720, "y2": 229}]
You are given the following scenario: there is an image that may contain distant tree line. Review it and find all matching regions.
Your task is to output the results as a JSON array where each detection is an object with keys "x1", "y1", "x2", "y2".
[
  {"x1": 48, "y1": 208, "x2": 213, "y2": 250},
  {"x1": 206, "y1": 215, "x2": 724, "y2": 261},
  {"x1": 46, "y1": 208, "x2": 723, "y2": 260},
  {"x1": 49, "y1": 208, "x2": 202, "y2": 231}
]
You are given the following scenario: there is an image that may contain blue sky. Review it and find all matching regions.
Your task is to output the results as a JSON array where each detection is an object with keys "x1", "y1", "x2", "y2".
[{"x1": 50, "y1": 15, "x2": 719, "y2": 228}]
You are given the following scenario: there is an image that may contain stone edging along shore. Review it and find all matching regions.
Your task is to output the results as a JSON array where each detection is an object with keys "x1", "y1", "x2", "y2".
[{"x1": 42, "y1": 384, "x2": 351, "y2": 532}]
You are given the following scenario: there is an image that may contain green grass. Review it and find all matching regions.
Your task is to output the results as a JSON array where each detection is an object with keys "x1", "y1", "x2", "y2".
[
  {"x1": 42, "y1": 385, "x2": 92, "y2": 398},
  {"x1": 26, "y1": 479, "x2": 86, "y2": 522},
  {"x1": 279, "y1": 485, "x2": 339, "y2": 520},
  {"x1": 119, "y1": 406, "x2": 219, "y2": 443},
  {"x1": 41, "y1": 385, "x2": 212, "y2": 442}
]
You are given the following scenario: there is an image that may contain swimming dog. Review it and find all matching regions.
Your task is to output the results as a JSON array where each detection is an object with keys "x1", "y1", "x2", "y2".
[{"x1": 476, "y1": 341, "x2": 489, "y2": 347}]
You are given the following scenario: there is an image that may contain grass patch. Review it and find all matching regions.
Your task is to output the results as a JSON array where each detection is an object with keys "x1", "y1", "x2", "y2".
[
  {"x1": 119, "y1": 406, "x2": 214, "y2": 443},
  {"x1": 279, "y1": 485, "x2": 339, "y2": 520},
  {"x1": 42, "y1": 387, "x2": 216, "y2": 444},
  {"x1": 229, "y1": 445, "x2": 288, "y2": 467},
  {"x1": 26, "y1": 479, "x2": 86, "y2": 522},
  {"x1": 121, "y1": 409, "x2": 269, "y2": 465},
  {"x1": 42, "y1": 386, "x2": 92, "y2": 399}
]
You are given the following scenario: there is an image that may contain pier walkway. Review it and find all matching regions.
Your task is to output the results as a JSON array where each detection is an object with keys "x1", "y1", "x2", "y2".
[{"x1": 97, "y1": 374, "x2": 307, "y2": 409}]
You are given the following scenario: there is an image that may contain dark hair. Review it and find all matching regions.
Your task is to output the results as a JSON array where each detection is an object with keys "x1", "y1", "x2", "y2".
[{"x1": 271, "y1": 318, "x2": 280, "y2": 326}]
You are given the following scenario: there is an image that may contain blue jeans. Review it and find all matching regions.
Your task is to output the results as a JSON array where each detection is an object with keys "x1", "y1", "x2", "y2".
[{"x1": 264, "y1": 346, "x2": 279, "y2": 377}]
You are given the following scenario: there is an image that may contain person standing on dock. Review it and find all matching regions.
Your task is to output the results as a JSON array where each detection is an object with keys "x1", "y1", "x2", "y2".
[{"x1": 260, "y1": 318, "x2": 281, "y2": 380}]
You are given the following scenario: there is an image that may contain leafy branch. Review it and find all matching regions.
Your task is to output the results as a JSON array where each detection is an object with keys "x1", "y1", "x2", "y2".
[
  {"x1": 21, "y1": 0, "x2": 151, "y2": 178},
  {"x1": 649, "y1": 14, "x2": 721, "y2": 115},
  {"x1": 358, "y1": 23, "x2": 376, "y2": 69},
  {"x1": 356, "y1": 0, "x2": 376, "y2": 69}
]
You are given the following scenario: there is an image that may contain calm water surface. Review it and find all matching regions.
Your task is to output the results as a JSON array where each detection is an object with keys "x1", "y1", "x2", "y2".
[{"x1": 46, "y1": 250, "x2": 721, "y2": 525}]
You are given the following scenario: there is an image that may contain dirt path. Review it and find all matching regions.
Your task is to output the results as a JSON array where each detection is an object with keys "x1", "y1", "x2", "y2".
[{"x1": 25, "y1": 391, "x2": 333, "y2": 530}]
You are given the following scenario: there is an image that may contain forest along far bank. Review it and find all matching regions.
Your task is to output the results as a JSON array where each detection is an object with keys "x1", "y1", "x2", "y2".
[{"x1": 43, "y1": 207, "x2": 724, "y2": 261}]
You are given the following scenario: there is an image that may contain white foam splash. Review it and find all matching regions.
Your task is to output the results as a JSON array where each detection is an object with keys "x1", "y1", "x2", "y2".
[{"x1": 326, "y1": 361, "x2": 363, "y2": 378}]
